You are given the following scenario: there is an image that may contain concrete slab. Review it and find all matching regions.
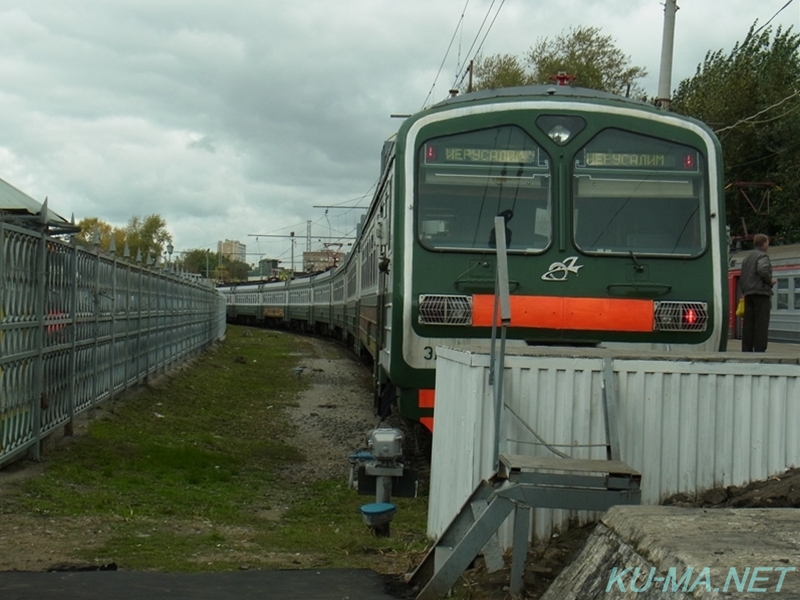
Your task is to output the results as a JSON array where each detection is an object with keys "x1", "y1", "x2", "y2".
[
  {"x1": 542, "y1": 506, "x2": 800, "y2": 599},
  {"x1": 0, "y1": 569, "x2": 410, "y2": 600}
]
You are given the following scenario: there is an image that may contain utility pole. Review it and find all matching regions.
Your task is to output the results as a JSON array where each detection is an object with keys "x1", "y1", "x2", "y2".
[
  {"x1": 656, "y1": 0, "x2": 678, "y2": 110},
  {"x1": 290, "y1": 231, "x2": 295, "y2": 276},
  {"x1": 306, "y1": 220, "x2": 311, "y2": 271}
]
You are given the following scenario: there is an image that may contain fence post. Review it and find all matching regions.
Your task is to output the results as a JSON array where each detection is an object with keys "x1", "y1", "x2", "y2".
[
  {"x1": 137, "y1": 258, "x2": 143, "y2": 384},
  {"x1": 125, "y1": 259, "x2": 131, "y2": 388},
  {"x1": 31, "y1": 227, "x2": 47, "y2": 460},
  {"x1": 91, "y1": 242, "x2": 100, "y2": 416},
  {"x1": 110, "y1": 248, "x2": 117, "y2": 402},
  {"x1": 66, "y1": 238, "x2": 79, "y2": 436},
  {"x1": 0, "y1": 222, "x2": 5, "y2": 453}
]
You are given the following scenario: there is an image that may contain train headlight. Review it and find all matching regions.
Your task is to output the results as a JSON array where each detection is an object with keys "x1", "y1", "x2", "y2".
[
  {"x1": 654, "y1": 301, "x2": 709, "y2": 332},
  {"x1": 418, "y1": 294, "x2": 473, "y2": 325}
]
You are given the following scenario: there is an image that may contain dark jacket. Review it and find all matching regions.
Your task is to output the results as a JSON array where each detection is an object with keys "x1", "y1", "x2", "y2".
[{"x1": 740, "y1": 248, "x2": 773, "y2": 296}]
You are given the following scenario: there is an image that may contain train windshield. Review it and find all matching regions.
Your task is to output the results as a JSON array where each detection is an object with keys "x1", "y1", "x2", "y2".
[
  {"x1": 416, "y1": 126, "x2": 552, "y2": 252},
  {"x1": 573, "y1": 129, "x2": 707, "y2": 257}
]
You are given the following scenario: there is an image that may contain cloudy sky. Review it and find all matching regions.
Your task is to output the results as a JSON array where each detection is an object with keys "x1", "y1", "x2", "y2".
[{"x1": 0, "y1": 0, "x2": 797, "y2": 267}]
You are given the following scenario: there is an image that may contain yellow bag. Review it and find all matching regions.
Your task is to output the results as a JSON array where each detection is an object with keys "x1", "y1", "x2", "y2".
[{"x1": 736, "y1": 297, "x2": 745, "y2": 317}]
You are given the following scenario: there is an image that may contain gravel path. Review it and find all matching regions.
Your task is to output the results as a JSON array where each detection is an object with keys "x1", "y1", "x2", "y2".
[{"x1": 278, "y1": 336, "x2": 382, "y2": 484}]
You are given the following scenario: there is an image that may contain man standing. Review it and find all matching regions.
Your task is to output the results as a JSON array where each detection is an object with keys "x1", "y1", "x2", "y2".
[{"x1": 740, "y1": 233, "x2": 777, "y2": 352}]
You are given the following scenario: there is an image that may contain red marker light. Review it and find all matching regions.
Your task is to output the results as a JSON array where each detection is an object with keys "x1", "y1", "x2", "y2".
[
  {"x1": 426, "y1": 145, "x2": 437, "y2": 162},
  {"x1": 683, "y1": 153, "x2": 695, "y2": 170},
  {"x1": 683, "y1": 308, "x2": 698, "y2": 326}
]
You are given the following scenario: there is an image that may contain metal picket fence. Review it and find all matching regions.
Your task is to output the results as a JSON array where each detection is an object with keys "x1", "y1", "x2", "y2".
[{"x1": 0, "y1": 220, "x2": 227, "y2": 466}]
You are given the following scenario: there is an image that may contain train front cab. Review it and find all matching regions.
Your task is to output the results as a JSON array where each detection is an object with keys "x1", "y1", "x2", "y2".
[{"x1": 387, "y1": 92, "x2": 727, "y2": 430}]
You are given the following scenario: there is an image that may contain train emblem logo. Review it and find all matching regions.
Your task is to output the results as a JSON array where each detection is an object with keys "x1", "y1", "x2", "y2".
[{"x1": 542, "y1": 256, "x2": 584, "y2": 281}]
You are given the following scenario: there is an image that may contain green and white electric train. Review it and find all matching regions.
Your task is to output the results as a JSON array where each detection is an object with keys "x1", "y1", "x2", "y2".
[{"x1": 220, "y1": 85, "x2": 728, "y2": 431}]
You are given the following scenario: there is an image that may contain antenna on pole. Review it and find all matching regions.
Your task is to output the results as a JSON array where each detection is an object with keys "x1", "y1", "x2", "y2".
[{"x1": 656, "y1": 0, "x2": 678, "y2": 110}]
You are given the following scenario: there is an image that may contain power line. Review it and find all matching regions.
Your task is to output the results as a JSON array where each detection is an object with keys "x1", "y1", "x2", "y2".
[
  {"x1": 727, "y1": 137, "x2": 800, "y2": 168},
  {"x1": 753, "y1": 0, "x2": 796, "y2": 36},
  {"x1": 715, "y1": 88, "x2": 800, "y2": 134},
  {"x1": 247, "y1": 234, "x2": 355, "y2": 240},
  {"x1": 451, "y1": 0, "x2": 496, "y2": 91},
  {"x1": 312, "y1": 205, "x2": 369, "y2": 209},
  {"x1": 452, "y1": 0, "x2": 506, "y2": 92},
  {"x1": 469, "y1": 0, "x2": 505, "y2": 69},
  {"x1": 421, "y1": 0, "x2": 471, "y2": 110}
]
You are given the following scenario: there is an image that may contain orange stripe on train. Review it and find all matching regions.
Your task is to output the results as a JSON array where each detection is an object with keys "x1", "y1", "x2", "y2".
[
  {"x1": 472, "y1": 295, "x2": 654, "y2": 332},
  {"x1": 418, "y1": 391, "x2": 435, "y2": 433},
  {"x1": 419, "y1": 417, "x2": 434, "y2": 433},
  {"x1": 418, "y1": 389, "x2": 435, "y2": 408}
]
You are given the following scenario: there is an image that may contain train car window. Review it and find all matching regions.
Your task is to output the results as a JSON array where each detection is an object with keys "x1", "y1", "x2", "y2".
[
  {"x1": 416, "y1": 126, "x2": 552, "y2": 252},
  {"x1": 572, "y1": 129, "x2": 707, "y2": 257},
  {"x1": 794, "y1": 278, "x2": 800, "y2": 310},
  {"x1": 777, "y1": 278, "x2": 789, "y2": 310}
]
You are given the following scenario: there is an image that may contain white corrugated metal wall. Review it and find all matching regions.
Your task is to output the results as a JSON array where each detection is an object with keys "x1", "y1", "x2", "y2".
[{"x1": 428, "y1": 346, "x2": 800, "y2": 546}]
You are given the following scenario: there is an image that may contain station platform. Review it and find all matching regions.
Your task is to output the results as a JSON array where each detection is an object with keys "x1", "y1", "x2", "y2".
[
  {"x1": 0, "y1": 568, "x2": 409, "y2": 600},
  {"x1": 727, "y1": 340, "x2": 799, "y2": 357},
  {"x1": 542, "y1": 506, "x2": 800, "y2": 599}
]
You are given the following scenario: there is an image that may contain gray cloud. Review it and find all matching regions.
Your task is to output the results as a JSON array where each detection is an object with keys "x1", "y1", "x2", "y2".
[{"x1": 0, "y1": 0, "x2": 796, "y2": 259}]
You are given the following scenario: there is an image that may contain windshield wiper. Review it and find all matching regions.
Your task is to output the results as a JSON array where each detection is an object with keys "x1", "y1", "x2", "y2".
[{"x1": 629, "y1": 250, "x2": 645, "y2": 273}]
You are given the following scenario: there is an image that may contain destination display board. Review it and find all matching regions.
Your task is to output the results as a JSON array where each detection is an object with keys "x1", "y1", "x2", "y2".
[
  {"x1": 577, "y1": 150, "x2": 700, "y2": 171},
  {"x1": 575, "y1": 131, "x2": 701, "y2": 173},
  {"x1": 420, "y1": 125, "x2": 549, "y2": 169},
  {"x1": 424, "y1": 144, "x2": 539, "y2": 165}
]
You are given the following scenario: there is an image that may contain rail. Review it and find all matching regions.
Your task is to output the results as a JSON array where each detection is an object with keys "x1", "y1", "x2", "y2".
[{"x1": 0, "y1": 221, "x2": 226, "y2": 466}]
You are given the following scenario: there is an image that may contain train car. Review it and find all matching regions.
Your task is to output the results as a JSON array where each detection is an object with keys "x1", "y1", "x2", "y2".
[
  {"x1": 221, "y1": 85, "x2": 728, "y2": 432},
  {"x1": 728, "y1": 242, "x2": 800, "y2": 344}
]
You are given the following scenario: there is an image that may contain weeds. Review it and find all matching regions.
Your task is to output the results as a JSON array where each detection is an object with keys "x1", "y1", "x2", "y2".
[{"x1": 15, "y1": 325, "x2": 429, "y2": 572}]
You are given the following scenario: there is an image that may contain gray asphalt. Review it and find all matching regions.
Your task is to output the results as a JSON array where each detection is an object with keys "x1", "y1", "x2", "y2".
[{"x1": 0, "y1": 569, "x2": 413, "y2": 600}]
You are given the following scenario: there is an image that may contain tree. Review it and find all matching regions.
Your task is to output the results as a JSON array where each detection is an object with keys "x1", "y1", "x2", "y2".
[
  {"x1": 210, "y1": 255, "x2": 251, "y2": 283},
  {"x1": 471, "y1": 26, "x2": 647, "y2": 96},
  {"x1": 220, "y1": 258, "x2": 250, "y2": 282},
  {"x1": 527, "y1": 26, "x2": 647, "y2": 96},
  {"x1": 124, "y1": 214, "x2": 172, "y2": 260},
  {"x1": 76, "y1": 213, "x2": 174, "y2": 261},
  {"x1": 472, "y1": 53, "x2": 532, "y2": 91},
  {"x1": 75, "y1": 217, "x2": 115, "y2": 248},
  {"x1": 671, "y1": 24, "x2": 800, "y2": 243},
  {"x1": 179, "y1": 249, "x2": 218, "y2": 278}
]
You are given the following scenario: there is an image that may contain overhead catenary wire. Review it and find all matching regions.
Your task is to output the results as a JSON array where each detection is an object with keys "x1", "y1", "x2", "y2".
[
  {"x1": 753, "y1": 0, "x2": 797, "y2": 36},
  {"x1": 254, "y1": 1, "x2": 507, "y2": 264},
  {"x1": 420, "y1": 0, "x2": 508, "y2": 108},
  {"x1": 720, "y1": 1, "x2": 797, "y2": 67},
  {"x1": 420, "y1": 0, "x2": 472, "y2": 110},
  {"x1": 728, "y1": 137, "x2": 800, "y2": 168},
  {"x1": 247, "y1": 173, "x2": 376, "y2": 261},
  {"x1": 452, "y1": 0, "x2": 506, "y2": 92},
  {"x1": 714, "y1": 88, "x2": 800, "y2": 135}
]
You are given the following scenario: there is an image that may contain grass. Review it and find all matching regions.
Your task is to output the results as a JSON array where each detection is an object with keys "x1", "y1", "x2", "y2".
[{"x1": 13, "y1": 325, "x2": 430, "y2": 573}]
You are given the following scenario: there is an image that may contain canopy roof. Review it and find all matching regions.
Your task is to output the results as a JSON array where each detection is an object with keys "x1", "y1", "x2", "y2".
[{"x1": 0, "y1": 175, "x2": 73, "y2": 230}]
